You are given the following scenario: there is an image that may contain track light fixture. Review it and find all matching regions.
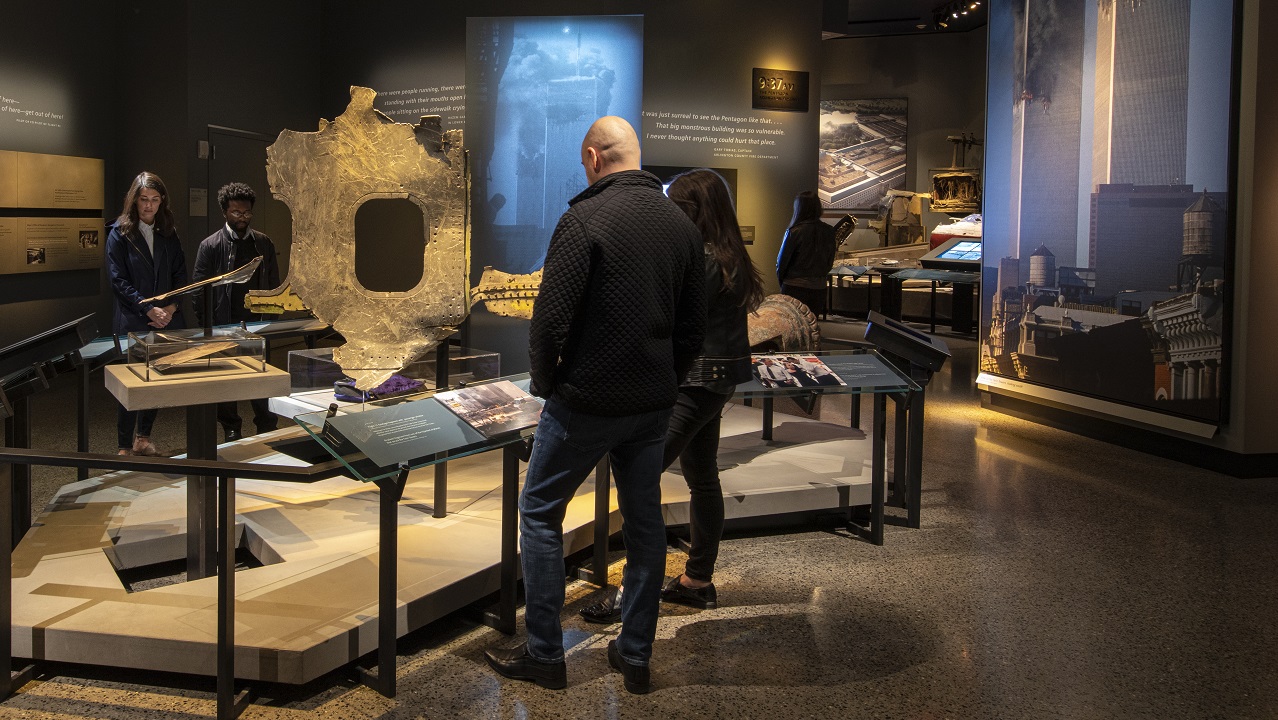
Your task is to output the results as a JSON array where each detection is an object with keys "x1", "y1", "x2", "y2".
[{"x1": 932, "y1": 0, "x2": 983, "y2": 29}]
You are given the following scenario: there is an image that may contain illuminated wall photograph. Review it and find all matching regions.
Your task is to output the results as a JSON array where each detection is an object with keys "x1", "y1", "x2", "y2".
[
  {"x1": 982, "y1": 0, "x2": 1237, "y2": 423},
  {"x1": 466, "y1": 15, "x2": 643, "y2": 277},
  {"x1": 817, "y1": 98, "x2": 907, "y2": 210}
]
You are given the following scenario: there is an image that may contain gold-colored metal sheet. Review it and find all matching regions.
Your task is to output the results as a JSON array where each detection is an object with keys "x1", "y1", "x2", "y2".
[
  {"x1": 0, "y1": 217, "x2": 103, "y2": 275},
  {"x1": 245, "y1": 284, "x2": 307, "y2": 313},
  {"x1": 265, "y1": 87, "x2": 469, "y2": 390},
  {"x1": 471, "y1": 266, "x2": 542, "y2": 320},
  {"x1": 0, "y1": 151, "x2": 16, "y2": 208},
  {"x1": 14, "y1": 152, "x2": 104, "y2": 210}
]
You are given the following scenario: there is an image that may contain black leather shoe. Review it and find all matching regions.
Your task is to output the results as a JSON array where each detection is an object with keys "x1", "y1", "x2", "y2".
[
  {"x1": 484, "y1": 642, "x2": 567, "y2": 690},
  {"x1": 660, "y1": 576, "x2": 717, "y2": 609},
  {"x1": 607, "y1": 640, "x2": 651, "y2": 694},
  {"x1": 579, "y1": 586, "x2": 622, "y2": 624},
  {"x1": 224, "y1": 428, "x2": 243, "y2": 442}
]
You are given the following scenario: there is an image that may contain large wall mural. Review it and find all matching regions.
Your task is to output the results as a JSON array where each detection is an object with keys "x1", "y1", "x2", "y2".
[{"x1": 982, "y1": 0, "x2": 1237, "y2": 424}]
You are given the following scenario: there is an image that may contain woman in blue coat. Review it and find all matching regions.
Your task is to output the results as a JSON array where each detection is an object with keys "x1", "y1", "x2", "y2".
[{"x1": 106, "y1": 171, "x2": 187, "y2": 455}]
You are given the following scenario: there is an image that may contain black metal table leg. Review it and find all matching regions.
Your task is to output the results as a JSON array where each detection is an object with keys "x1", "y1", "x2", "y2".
[
  {"x1": 870, "y1": 394, "x2": 886, "y2": 546},
  {"x1": 929, "y1": 280, "x2": 938, "y2": 334},
  {"x1": 579, "y1": 457, "x2": 611, "y2": 586},
  {"x1": 5, "y1": 396, "x2": 31, "y2": 548},
  {"x1": 433, "y1": 342, "x2": 451, "y2": 519},
  {"x1": 952, "y1": 280, "x2": 975, "y2": 334},
  {"x1": 187, "y1": 404, "x2": 218, "y2": 580},
  {"x1": 888, "y1": 394, "x2": 908, "y2": 508},
  {"x1": 481, "y1": 445, "x2": 520, "y2": 635},
  {"x1": 216, "y1": 474, "x2": 248, "y2": 720},
  {"x1": 850, "y1": 390, "x2": 862, "y2": 430},
  {"x1": 906, "y1": 388, "x2": 925, "y2": 529},
  {"x1": 360, "y1": 463, "x2": 408, "y2": 698},
  {"x1": 762, "y1": 397, "x2": 774, "y2": 441},
  {"x1": 498, "y1": 445, "x2": 519, "y2": 634},
  {"x1": 433, "y1": 454, "x2": 447, "y2": 519},
  {"x1": 77, "y1": 364, "x2": 90, "y2": 481}
]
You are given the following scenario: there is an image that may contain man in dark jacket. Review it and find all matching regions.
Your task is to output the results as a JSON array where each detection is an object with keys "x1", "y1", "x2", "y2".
[
  {"x1": 485, "y1": 116, "x2": 706, "y2": 694},
  {"x1": 192, "y1": 182, "x2": 281, "y2": 441}
]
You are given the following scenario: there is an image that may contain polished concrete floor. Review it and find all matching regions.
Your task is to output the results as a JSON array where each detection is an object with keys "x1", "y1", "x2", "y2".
[{"x1": 4, "y1": 323, "x2": 1278, "y2": 718}]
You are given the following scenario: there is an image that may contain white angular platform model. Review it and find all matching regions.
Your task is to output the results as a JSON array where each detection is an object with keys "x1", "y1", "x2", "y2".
[{"x1": 9, "y1": 401, "x2": 873, "y2": 684}]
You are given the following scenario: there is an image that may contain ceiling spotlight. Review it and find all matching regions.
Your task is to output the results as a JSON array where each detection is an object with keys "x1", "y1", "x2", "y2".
[{"x1": 952, "y1": 11, "x2": 959, "y2": 17}]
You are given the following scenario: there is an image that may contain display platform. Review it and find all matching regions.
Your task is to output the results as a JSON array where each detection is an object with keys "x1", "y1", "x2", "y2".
[
  {"x1": 105, "y1": 363, "x2": 290, "y2": 410},
  {"x1": 8, "y1": 401, "x2": 873, "y2": 685}
]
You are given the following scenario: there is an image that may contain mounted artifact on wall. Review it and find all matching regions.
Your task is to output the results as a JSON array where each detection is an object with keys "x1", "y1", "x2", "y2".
[
  {"x1": 262, "y1": 86, "x2": 469, "y2": 390},
  {"x1": 928, "y1": 133, "x2": 982, "y2": 214}
]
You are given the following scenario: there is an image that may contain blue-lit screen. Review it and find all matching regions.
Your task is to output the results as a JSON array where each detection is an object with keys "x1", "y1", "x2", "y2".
[
  {"x1": 938, "y1": 241, "x2": 982, "y2": 261},
  {"x1": 466, "y1": 16, "x2": 643, "y2": 277}
]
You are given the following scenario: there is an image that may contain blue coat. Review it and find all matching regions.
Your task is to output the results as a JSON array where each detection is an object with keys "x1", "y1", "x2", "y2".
[{"x1": 106, "y1": 222, "x2": 189, "y2": 334}]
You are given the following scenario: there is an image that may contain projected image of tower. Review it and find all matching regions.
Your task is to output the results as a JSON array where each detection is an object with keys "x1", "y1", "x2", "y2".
[
  {"x1": 1092, "y1": 0, "x2": 1190, "y2": 188},
  {"x1": 542, "y1": 75, "x2": 602, "y2": 225}
]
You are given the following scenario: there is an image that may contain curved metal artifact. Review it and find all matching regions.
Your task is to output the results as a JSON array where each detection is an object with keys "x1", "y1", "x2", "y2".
[
  {"x1": 748, "y1": 293, "x2": 821, "y2": 352},
  {"x1": 265, "y1": 86, "x2": 469, "y2": 390}
]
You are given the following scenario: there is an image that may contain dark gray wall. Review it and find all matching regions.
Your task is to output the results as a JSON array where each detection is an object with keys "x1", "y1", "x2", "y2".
[
  {"x1": 0, "y1": 1, "x2": 326, "y2": 347},
  {"x1": 0, "y1": 2, "x2": 119, "y2": 345}
]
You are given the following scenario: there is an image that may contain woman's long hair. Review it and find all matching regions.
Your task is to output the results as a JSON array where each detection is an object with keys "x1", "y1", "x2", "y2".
[
  {"x1": 667, "y1": 169, "x2": 764, "y2": 311},
  {"x1": 787, "y1": 190, "x2": 822, "y2": 229},
  {"x1": 115, "y1": 171, "x2": 175, "y2": 236}
]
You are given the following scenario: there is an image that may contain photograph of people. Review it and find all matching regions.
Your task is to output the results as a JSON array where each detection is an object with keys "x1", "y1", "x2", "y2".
[
  {"x1": 753, "y1": 355, "x2": 798, "y2": 388},
  {"x1": 106, "y1": 171, "x2": 188, "y2": 456},
  {"x1": 782, "y1": 356, "x2": 822, "y2": 386}
]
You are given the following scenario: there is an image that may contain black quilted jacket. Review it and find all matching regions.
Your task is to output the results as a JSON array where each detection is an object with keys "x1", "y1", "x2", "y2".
[{"x1": 529, "y1": 170, "x2": 706, "y2": 415}]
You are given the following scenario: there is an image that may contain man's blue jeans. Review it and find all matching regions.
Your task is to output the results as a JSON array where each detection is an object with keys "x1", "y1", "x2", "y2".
[{"x1": 520, "y1": 396, "x2": 671, "y2": 666}]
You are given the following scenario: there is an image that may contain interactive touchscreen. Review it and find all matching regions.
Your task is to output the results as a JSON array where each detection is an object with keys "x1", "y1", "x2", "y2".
[{"x1": 937, "y1": 240, "x2": 981, "y2": 261}]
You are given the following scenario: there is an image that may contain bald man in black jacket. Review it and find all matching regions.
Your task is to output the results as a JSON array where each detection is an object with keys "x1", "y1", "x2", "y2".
[{"x1": 485, "y1": 116, "x2": 706, "y2": 695}]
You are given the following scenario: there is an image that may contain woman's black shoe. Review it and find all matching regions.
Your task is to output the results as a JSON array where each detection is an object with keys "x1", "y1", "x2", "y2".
[
  {"x1": 579, "y1": 586, "x2": 622, "y2": 624},
  {"x1": 660, "y1": 576, "x2": 717, "y2": 609}
]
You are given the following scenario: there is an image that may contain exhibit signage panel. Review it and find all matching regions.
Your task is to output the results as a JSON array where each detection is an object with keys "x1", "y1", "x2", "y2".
[
  {"x1": 0, "y1": 150, "x2": 15, "y2": 207},
  {"x1": 751, "y1": 68, "x2": 808, "y2": 111},
  {"x1": 0, "y1": 150, "x2": 104, "y2": 275},
  {"x1": 13, "y1": 152, "x2": 103, "y2": 209},
  {"x1": 322, "y1": 399, "x2": 486, "y2": 469},
  {"x1": 0, "y1": 217, "x2": 103, "y2": 274}
]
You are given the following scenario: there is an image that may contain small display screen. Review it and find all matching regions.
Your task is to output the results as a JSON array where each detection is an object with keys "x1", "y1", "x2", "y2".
[{"x1": 937, "y1": 240, "x2": 982, "y2": 261}]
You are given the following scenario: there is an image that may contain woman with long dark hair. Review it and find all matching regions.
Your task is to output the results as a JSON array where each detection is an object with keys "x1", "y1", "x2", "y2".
[
  {"x1": 581, "y1": 168, "x2": 764, "y2": 621},
  {"x1": 776, "y1": 190, "x2": 838, "y2": 314},
  {"x1": 106, "y1": 171, "x2": 188, "y2": 455}
]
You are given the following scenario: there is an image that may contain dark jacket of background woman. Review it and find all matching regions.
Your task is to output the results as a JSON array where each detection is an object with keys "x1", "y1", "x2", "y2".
[
  {"x1": 776, "y1": 219, "x2": 838, "y2": 288},
  {"x1": 106, "y1": 222, "x2": 188, "y2": 334},
  {"x1": 684, "y1": 247, "x2": 753, "y2": 395}
]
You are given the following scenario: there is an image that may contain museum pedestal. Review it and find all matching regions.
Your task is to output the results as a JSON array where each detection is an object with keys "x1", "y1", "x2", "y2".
[{"x1": 105, "y1": 363, "x2": 289, "y2": 578}]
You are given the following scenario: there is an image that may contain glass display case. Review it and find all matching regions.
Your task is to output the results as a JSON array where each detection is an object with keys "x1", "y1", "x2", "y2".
[
  {"x1": 126, "y1": 326, "x2": 266, "y2": 382},
  {"x1": 286, "y1": 345, "x2": 500, "y2": 409}
]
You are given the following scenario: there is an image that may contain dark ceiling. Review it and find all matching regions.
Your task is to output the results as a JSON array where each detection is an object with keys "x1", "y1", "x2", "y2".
[{"x1": 823, "y1": 0, "x2": 988, "y2": 39}]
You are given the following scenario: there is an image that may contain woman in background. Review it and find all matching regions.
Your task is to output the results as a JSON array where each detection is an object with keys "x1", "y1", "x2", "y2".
[
  {"x1": 582, "y1": 168, "x2": 764, "y2": 621},
  {"x1": 106, "y1": 171, "x2": 187, "y2": 455},
  {"x1": 776, "y1": 190, "x2": 838, "y2": 315}
]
